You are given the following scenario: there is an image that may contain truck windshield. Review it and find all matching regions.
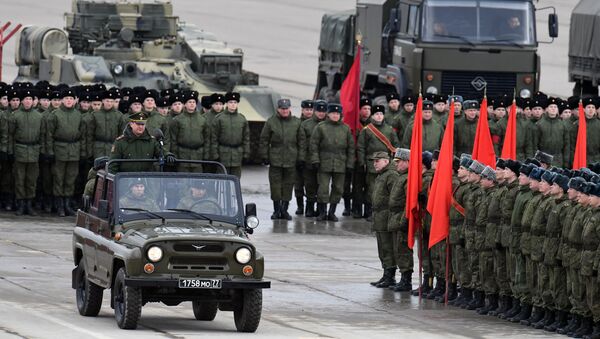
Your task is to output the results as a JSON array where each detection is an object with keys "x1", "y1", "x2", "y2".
[
  {"x1": 116, "y1": 176, "x2": 241, "y2": 222},
  {"x1": 421, "y1": 0, "x2": 535, "y2": 46}
]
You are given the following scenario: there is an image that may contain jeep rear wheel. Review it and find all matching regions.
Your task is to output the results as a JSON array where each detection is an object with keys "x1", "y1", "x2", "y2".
[
  {"x1": 75, "y1": 258, "x2": 103, "y2": 316},
  {"x1": 233, "y1": 289, "x2": 262, "y2": 333},
  {"x1": 192, "y1": 301, "x2": 218, "y2": 321},
  {"x1": 113, "y1": 268, "x2": 142, "y2": 329}
]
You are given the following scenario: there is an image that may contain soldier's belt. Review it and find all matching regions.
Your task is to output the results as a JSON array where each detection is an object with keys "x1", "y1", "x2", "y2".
[
  {"x1": 178, "y1": 143, "x2": 204, "y2": 150},
  {"x1": 54, "y1": 138, "x2": 80, "y2": 143},
  {"x1": 16, "y1": 141, "x2": 39, "y2": 146},
  {"x1": 219, "y1": 142, "x2": 242, "y2": 147}
]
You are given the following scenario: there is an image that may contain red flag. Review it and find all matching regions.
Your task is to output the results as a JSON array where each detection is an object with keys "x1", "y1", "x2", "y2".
[
  {"x1": 427, "y1": 100, "x2": 455, "y2": 248},
  {"x1": 406, "y1": 95, "x2": 423, "y2": 249},
  {"x1": 500, "y1": 99, "x2": 517, "y2": 160},
  {"x1": 573, "y1": 101, "x2": 587, "y2": 169},
  {"x1": 472, "y1": 97, "x2": 496, "y2": 168},
  {"x1": 340, "y1": 45, "x2": 361, "y2": 139}
]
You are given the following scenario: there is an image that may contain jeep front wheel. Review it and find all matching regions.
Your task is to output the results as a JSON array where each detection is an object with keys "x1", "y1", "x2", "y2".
[
  {"x1": 75, "y1": 258, "x2": 103, "y2": 316},
  {"x1": 192, "y1": 301, "x2": 218, "y2": 321},
  {"x1": 113, "y1": 268, "x2": 142, "y2": 329},
  {"x1": 233, "y1": 289, "x2": 262, "y2": 333}
]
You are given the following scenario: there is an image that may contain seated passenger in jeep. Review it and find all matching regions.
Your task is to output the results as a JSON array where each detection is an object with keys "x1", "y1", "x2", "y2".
[
  {"x1": 177, "y1": 181, "x2": 221, "y2": 214},
  {"x1": 119, "y1": 179, "x2": 159, "y2": 211}
]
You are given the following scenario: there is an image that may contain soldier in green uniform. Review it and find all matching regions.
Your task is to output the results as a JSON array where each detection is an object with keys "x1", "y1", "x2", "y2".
[
  {"x1": 293, "y1": 99, "x2": 314, "y2": 215},
  {"x1": 384, "y1": 92, "x2": 401, "y2": 126},
  {"x1": 176, "y1": 181, "x2": 221, "y2": 215},
  {"x1": 298, "y1": 100, "x2": 327, "y2": 217},
  {"x1": 357, "y1": 104, "x2": 399, "y2": 221},
  {"x1": 119, "y1": 179, "x2": 159, "y2": 211},
  {"x1": 83, "y1": 156, "x2": 108, "y2": 198},
  {"x1": 454, "y1": 100, "x2": 479, "y2": 156},
  {"x1": 402, "y1": 100, "x2": 444, "y2": 151},
  {"x1": 571, "y1": 97, "x2": 600, "y2": 166},
  {"x1": 581, "y1": 184, "x2": 600, "y2": 338},
  {"x1": 210, "y1": 92, "x2": 250, "y2": 178},
  {"x1": 46, "y1": 88, "x2": 86, "y2": 217},
  {"x1": 432, "y1": 94, "x2": 448, "y2": 125},
  {"x1": 310, "y1": 103, "x2": 354, "y2": 222},
  {"x1": 170, "y1": 91, "x2": 209, "y2": 173},
  {"x1": 0, "y1": 89, "x2": 20, "y2": 210},
  {"x1": 391, "y1": 95, "x2": 415, "y2": 142},
  {"x1": 259, "y1": 98, "x2": 302, "y2": 220},
  {"x1": 387, "y1": 148, "x2": 413, "y2": 292},
  {"x1": 350, "y1": 99, "x2": 372, "y2": 218},
  {"x1": 369, "y1": 151, "x2": 399, "y2": 288},
  {"x1": 202, "y1": 93, "x2": 225, "y2": 174},
  {"x1": 109, "y1": 112, "x2": 175, "y2": 174},
  {"x1": 529, "y1": 97, "x2": 570, "y2": 168},
  {"x1": 416, "y1": 151, "x2": 438, "y2": 297},
  {"x1": 4, "y1": 89, "x2": 43, "y2": 215},
  {"x1": 491, "y1": 98, "x2": 508, "y2": 156},
  {"x1": 142, "y1": 89, "x2": 171, "y2": 152},
  {"x1": 517, "y1": 167, "x2": 546, "y2": 326},
  {"x1": 87, "y1": 91, "x2": 123, "y2": 159}
]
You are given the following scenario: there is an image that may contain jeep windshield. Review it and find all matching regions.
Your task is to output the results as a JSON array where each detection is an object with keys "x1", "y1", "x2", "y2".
[
  {"x1": 115, "y1": 174, "x2": 243, "y2": 224},
  {"x1": 421, "y1": 0, "x2": 535, "y2": 46}
]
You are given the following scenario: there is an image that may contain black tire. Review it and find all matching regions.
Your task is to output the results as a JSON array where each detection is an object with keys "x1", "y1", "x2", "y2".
[
  {"x1": 113, "y1": 268, "x2": 142, "y2": 329},
  {"x1": 75, "y1": 258, "x2": 103, "y2": 316},
  {"x1": 192, "y1": 301, "x2": 218, "y2": 321},
  {"x1": 233, "y1": 289, "x2": 263, "y2": 333}
]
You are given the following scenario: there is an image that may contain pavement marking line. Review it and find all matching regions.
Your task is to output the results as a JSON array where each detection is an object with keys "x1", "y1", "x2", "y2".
[
  {"x1": 0, "y1": 326, "x2": 28, "y2": 339},
  {"x1": 0, "y1": 301, "x2": 112, "y2": 339}
]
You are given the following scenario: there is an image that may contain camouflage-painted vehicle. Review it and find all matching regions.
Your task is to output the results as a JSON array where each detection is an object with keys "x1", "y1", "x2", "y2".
[
  {"x1": 71, "y1": 159, "x2": 269, "y2": 332},
  {"x1": 14, "y1": 0, "x2": 279, "y2": 159},
  {"x1": 316, "y1": 0, "x2": 558, "y2": 101}
]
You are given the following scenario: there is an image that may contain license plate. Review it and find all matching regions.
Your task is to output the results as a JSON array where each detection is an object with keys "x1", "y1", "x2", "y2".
[{"x1": 178, "y1": 278, "x2": 222, "y2": 289}]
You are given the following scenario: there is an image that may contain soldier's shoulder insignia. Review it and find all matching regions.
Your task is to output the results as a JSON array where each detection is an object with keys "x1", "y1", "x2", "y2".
[{"x1": 115, "y1": 135, "x2": 124, "y2": 141}]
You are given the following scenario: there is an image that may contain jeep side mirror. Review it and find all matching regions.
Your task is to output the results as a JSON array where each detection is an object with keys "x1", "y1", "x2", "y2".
[
  {"x1": 548, "y1": 13, "x2": 558, "y2": 38},
  {"x1": 98, "y1": 199, "x2": 109, "y2": 219},
  {"x1": 245, "y1": 203, "x2": 257, "y2": 216}
]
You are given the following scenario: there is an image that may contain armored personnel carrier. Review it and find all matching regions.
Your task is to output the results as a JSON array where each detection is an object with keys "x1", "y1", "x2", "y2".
[{"x1": 14, "y1": 0, "x2": 279, "y2": 157}]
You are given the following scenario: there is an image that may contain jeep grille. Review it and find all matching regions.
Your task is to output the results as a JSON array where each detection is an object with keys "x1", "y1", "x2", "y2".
[
  {"x1": 169, "y1": 256, "x2": 228, "y2": 271},
  {"x1": 173, "y1": 243, "x2": 224, "y2": 253}
]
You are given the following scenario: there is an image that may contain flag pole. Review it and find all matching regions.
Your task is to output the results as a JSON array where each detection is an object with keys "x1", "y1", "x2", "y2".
[
  {"x1": 418, "y1": 212, "x2": 423, "y2": 301},
  {"x1": 444, "y1": 236, "x2": 450, "y2": 305}
]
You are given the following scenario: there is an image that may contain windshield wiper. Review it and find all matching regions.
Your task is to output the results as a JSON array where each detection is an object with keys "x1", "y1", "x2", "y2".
[
  {"x1": 480, "y1": 39, "x2": 524, "y2": 49},
  {"x1": 167, "y1": 208, "x2": 213, "y2": 223},
  {"x1": 434, "y1": 34, "x2": 475, "y2": 47},
  {"x1": 120, "y1": 207, "x2": 165, "y2": 223}
]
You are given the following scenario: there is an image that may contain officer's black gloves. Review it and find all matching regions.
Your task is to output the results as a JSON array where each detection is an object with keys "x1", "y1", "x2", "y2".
[
  {"x1": 262, "y1": 159, "x2": 270, "y2": 166},
  {"x1": 165, "y1": 154, "x2": 177, "y2": 164},
  {"x1": 296, "y1": 160, "x2": 304, "y2": 171}
]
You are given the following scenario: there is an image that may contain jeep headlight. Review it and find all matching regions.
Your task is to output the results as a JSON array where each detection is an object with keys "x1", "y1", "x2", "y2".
[
  {"x1": 235, "y1": 247, "x2": 251, "y2": 264},
  {"x1": 147, "y1": 246, "x2": 163, "y2": 262}
]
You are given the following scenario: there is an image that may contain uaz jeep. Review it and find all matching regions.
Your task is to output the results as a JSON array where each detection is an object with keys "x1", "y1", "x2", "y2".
[{"x1": 71, "y1": 160, "x2": 269, "y2": 332}]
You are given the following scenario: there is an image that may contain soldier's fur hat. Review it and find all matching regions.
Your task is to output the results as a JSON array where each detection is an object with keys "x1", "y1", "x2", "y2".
[
  {"x1": 534, "y1": 150, "x2": 554, "y2": 165},
  {"x1": 394, "y1": 148, "x2": 410, "y2": 161},
  {"x1": 481, "y1": 166, "x2": 496, "y2": 182},
  {"x1": 553, "y1": 173, "x2": 570, "y2": 192},
  {"x1": 468, "y1": 160, "x2": 485, "y2": 174},
  {"x1": 224, "y1": 92, "x2": 240, "y2": 103}
]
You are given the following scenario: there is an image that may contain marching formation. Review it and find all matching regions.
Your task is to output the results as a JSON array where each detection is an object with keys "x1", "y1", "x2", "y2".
[{"x1": 0, "y1": 80, "x2": 251, "y2": 216}]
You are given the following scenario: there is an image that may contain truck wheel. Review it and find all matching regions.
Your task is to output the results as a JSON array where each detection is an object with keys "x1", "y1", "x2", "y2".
[
  {"x1": 233, "y1": 289, "x2": 262, "y2": 333},
  {"x1": 113, "y1": 268, "x2": 142, "y2": 329},
  {"x1": 75, "y1": 258, "x2": 103, "y2": 316},
  {"x1": 192, "y1": 301, "x2": 218, "y2": 321}
]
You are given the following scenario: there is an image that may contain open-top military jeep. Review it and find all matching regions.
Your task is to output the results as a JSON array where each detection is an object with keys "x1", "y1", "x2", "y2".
[{"x1": 71, "y1": 160, "x2": 269, "y2": 332}]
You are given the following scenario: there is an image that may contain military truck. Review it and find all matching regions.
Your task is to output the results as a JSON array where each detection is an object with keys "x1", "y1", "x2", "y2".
[
  {"x1": 569, "y1": 0, "x2": 600, "y2": 96},
  {"x1": 13, "y1": 0, "x2": 279, "y2": 159},
  {"x1": 72, "y1": 159, "x2": 269, "y2": 332},
  {"x1": 316, "y1": 0, "x2": 558, "y2": 101}
]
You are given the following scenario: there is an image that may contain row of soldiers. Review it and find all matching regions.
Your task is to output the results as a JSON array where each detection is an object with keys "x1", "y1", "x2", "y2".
[
  {"x1": 368, "y1": 145, "x2": 600, "y2": 339},
  {"x1": 0, "y1": 80, "x2": 253, "y2": 216}
]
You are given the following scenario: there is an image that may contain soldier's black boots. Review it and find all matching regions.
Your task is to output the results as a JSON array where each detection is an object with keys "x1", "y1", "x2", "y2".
[
  {"x1": 500, "y1": 297, "x2": 521, "y2": 319},
  {"x1": 15, "y1": 200, "x2": 25, "y2": 216},
  {"x1": 64, "y1": 197, "x2": 76, "y2": 216},
  {"x1": 271, "y1": 201, "x2": 281, "y2": 220},
  {"x1": 342, "y1": 198, "x2": 351, "y2": 216},
  {"x1": 489, "y1": 295, "x2": 511, "y2": 316},
  {"x1": 305, "y1": 201, "x2": 316, "y2": 217},
  {"x1": 3, "y1": 194, "x2": 13, "y2": 211},
  {"x1": 428, "y1": 278, "x2": 445, "y2": 300},
  {"x1": 363, "y1": 203, "x2": 372, "y2": 222},
  {"x1": 352, "y1": 201, "x2": 362, "y2": 219},
  {"x1": 393, "y1": 271, "x2": 413, "y2": 292},
  {"x1": 545, "y1": 310, "x2": 569, "y2": 332},
  {"x1": 280, "y1": 201, "x2": 292, "y2": 220},
  {"x1": 375, "y1": 268, "x2": 396, "y2": 288},
  {"x1": 532, "y1": 308, "x2": 554, "y2": 329},
  {"x1": 327, "y1": 204, "x2": 338, "y2": 221},
  {"x1": 560, "y1": 314, "x2": 582, "y2": 335},
  {"x1": 42, "y1": 195, "x2": 53, "y2": 213},
  {"x1": 583, "y1": 322, "x2": 600, "y2": 339},
  {"x1": 466, "y1": 290, "x2": 485, "y2": 310},
  {"x1": 316, "y1": 203, "x2": 327, "y2": 221},
  {"x1": 295, "y1": 197, "x2": 304, "y2": 215},
  {"x1": 25, "y1": 199, "x2": 37, "y2": 216},
  {"x1": 370, "y1": 272, "x2": 386, "y2": 286},
  {"x1": 411, "y1": 274, "x2": 432, "y2": 296},
  {"x1": 477, "y1": 294, "x2": 498, "y2": 315},
  {"x1": 509, "y1": 303, "x2": 531, "y2": 322},
  {"x1": 56, "y1": 197, "x2": 65, "y2": 217},
  {"x1": 452, "y1": 287, "x2": 472, "y2": 307},
  {"x1": 521, "y1": 306, "x2": 544, "y2": 326},
  {"x1": 573, "y1": 317, "x2": 594, "y2": 338}
]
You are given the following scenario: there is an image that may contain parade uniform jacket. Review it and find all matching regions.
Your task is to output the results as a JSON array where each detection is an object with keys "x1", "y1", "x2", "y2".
[
  {"x1": 210, "y1": 109, "x2": 250, "y2": 167},
  {"x1": 309, "y1": 119, "x2": 355, "y2": 172},
  {"x1": 371, "y1": 163, "x2": 399, "y2": 232},
  {"x1": 259, "y1": 113, "x2": 302, "y2": 168},
  {"x1": 87, "y1": 107, "x2": 123, "y2": 158},
  {"x1": 357, "y1": 122, "x2": 399, "y2": 173},
  {"x1": 171, "y1": 110, "x2": 210, "y2": 161},
  {"x1": 5, "y1": 107, "x2": 43, "y2": 162},
  {"x1": 109, "y1": 126, "x2": 162, "y2": 173},
  {"x1": 298, "y1": 115, "x2": 325, "y2": 164},
  {"x1": 46, "y1": 105, "x2": 86, "y2": 161}
]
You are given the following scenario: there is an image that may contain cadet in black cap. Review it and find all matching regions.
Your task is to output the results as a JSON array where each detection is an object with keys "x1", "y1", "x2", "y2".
[
  {"x1": 200, "y1": 95, "x2": 212, "y2": 113},
  {"x1": 293, "y1": 99, "x2": 315, "y2": 215},
  {"x1": 171, "y1": 89, "x2": 209, "y2": 174},
  {"x1": 156, "y1": 97, "x2": 170, "y2": 117},
  {"x1": 300, "y1": 100, "x2": 314, "y2": 121},
  {"x1": 571, "y1": 96, "x2": 600, "y2": 166},
  {"x1": 385, "y1": 92, "x2": 401, "y2": 125},
  {"x1": 358, "y1": 98, "x2": 372, "y2": 127},
  {"x1": 401, "y1": 101, "x2": 443, "y2": 152},
  {"x1": 210, "y1": 92, "x2": 249, "y2": 178},
  {"x1": 169, "y1": 93, "x2": 184, "y2": 117}
]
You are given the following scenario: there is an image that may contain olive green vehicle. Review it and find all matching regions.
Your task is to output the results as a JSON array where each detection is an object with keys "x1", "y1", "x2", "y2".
[
  {"x1": 71, "y1": 159, "x2": 269, "y2": 332},
  {"x1": 569, "y1": 0, "x2": 600, "y2": 96},
  {"x1": 14, "y1": 0, "x2": 279, "y2": 159},
  {"x1": 317, "y1": 0, "x2": 558, "y2": 101}
]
